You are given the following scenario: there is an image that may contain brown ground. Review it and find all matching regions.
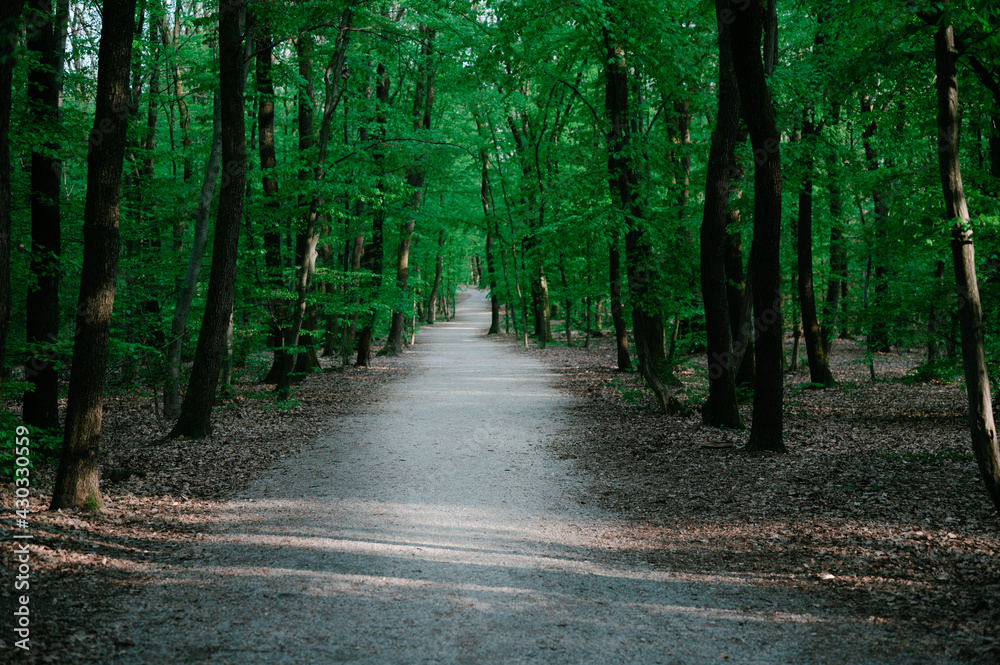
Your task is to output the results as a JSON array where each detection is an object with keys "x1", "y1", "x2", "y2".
[{"x1": 2, "y1": 320, "x2": 999, "y2": 662}]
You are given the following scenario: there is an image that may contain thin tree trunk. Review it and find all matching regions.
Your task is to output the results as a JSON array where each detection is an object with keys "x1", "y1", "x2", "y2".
[
  {"x1": 732, "y1": 0, "x2": 785, "y2": 452},
  {"x1": 934, "y1": 17, "x2": 1000, "y2": 513},
  {"x1": 164, "y1": 91, "x2": 222, "y2": 419},
  {"x1": 610, "y1": 241, "x2": 631, "y2": 371},
  {"x1": 167, "y1": 0, "x2": 247, "y2": 439},
  {"x1": 700, "y1": 0, "x2": 744, "y2": 428},
  {"x1": 24, "y1": 0, "x2": 67, "y2": 429},
  {"x1": 50, "y1": 0, "x2": 136, "y2": 510},
  {"x1": 797, "y1": 113, "x2": 835, "y2": 386}
]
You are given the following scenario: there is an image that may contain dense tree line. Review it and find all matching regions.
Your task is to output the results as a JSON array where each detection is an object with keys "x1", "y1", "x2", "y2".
[{"x1": 1, "y1": 0, "x2": 999, "y2": 512}]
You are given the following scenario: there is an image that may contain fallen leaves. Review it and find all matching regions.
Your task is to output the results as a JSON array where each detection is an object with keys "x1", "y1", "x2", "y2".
[{"x1": 504, "y1": 331, "x2": 1000, "y2": 662}]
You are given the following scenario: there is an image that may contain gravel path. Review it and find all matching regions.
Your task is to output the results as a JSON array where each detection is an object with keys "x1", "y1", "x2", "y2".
[{"x1": 110, "y1": 292, "x2": 904, "y2": 664}]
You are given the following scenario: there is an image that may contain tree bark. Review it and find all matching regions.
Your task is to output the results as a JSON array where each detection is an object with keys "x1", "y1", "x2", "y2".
[
  {"x1": 167, "y1": 0, "x2": 246, "y2": 439},
  {"x1": 50, "y1": 0, "x2": 136, "y2": 510},
  {"x1": 24, "y1": 0, "x2": 67, "y2": 429},
  {"x1": 933, "y1": 18, "x2": 1000, "y2": 513},
  {"x1": 731, "y1": 0, "x2": 785, "y2": 452},
  {"x1": 700, "y1": 0, "x2": 744, "y2": 428}
]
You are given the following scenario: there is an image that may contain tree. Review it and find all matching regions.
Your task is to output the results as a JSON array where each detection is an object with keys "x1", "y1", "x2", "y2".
[
  {"x1": 700, "y1": 0, "x2": 745, "y2": 429},
  {"x1": 930, "y1": 11, "x2": 1000, "y2": 513},
  {"x1": 22, "y1": 0, "x2": 67, "y2": 429},
  {"x1": 795, "y1": 111, "x2": 835, "y2": 387},
  {"x1": 731, "y1": 0, "x2": 784, "y2": 452},
  {"x1": 50, "y1": 0, "x2": 137, "y2": 510},
  {"x1": 167, "y1": 0, "x2": 247, "y2": 439}
]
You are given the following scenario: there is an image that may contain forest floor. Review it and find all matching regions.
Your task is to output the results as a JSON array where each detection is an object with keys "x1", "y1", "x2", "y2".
[
  {"x1": 497, "y1": 324, "x2": 1000, "y2": 661},
  {"x1": 1, "y1": 292, "x2": 998, "y2": 662}
]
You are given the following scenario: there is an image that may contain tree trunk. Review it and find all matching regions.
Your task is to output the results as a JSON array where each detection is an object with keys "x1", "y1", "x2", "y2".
[
  {"x1": 23, "y1": 0, "x2": 67, "y2": 429},
  {"x1": 50, "y1": 0, "x2": 135, "y2": 510},
  {"x1": 164, "y1": 90, "x2": 222, "y2": 419},
  {"x1": 934, "y1": 18, "x2": 1000, "y2": 513},
  {"x1": 796, "y1": 115, "x2": 835, "y2": 386},
  {"x1": 700, "y1": 0, "x2": 744, "y2": 428},
  {"x1": 0, "y1": 0, "x2": 25, "y2": 392},
  {"x1": 167, "y1": 0, "x2": 246, "y2": 439},
  {"x1": 732, "y1": 0, "x2": 785, "y2": 452}
]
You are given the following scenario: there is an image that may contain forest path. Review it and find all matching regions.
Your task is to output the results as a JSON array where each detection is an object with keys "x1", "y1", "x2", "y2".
[{"x1": 111, "y1": 292, "x2": 892, "y2": 664}]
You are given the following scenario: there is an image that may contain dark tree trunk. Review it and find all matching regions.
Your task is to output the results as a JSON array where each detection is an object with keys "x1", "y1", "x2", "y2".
[
  {"x1": 934, "y1": 19, "x2": 1000, "y2": 514},
  {"x1": 796, "y1": 115, "x2": 836, "y2": 386},
  {"x1": 167, "y1": 0, "x2": 246, "y2": 439},
  {"x1": 0, "y1": 0, "x2": 26, "y2": 393},
  {"x1": 700, "y1": 0, "x2": 744, "y2": 429},
  {"x1": 731, "y1": 0, "x2": 785, "y2": 452},
  {"x1": 24, "y1": 0, "x2": 67, "y2": 429},
  {"x1": 384, "y1": 26, "x2": 434, "y2": 355},
  {"x1": 50, "y1": 0, "x2": 135, "y2": 510}
]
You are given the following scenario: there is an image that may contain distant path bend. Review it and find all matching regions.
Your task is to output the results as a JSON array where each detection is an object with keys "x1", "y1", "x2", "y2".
[{"x1": 113, "y1": 291, "x2": 894, "y2": 664}]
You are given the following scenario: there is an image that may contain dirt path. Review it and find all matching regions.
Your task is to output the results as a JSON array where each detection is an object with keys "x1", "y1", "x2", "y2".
[{"x1": 107, "y1": 292, "x2": 903, "y2": 664}]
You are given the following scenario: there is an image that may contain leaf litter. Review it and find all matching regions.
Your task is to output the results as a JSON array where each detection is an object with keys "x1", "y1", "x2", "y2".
[{"x1": 502, "y1": 329, "x2": 1000, "y2": 662}]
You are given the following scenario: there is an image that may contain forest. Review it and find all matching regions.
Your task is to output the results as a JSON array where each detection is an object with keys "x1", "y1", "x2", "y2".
[{"x1": 1, "y1": 0, "x2": 1000, "y2": 512}]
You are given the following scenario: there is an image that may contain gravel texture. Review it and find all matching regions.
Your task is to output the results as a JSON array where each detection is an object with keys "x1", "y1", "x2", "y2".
[{"x1": 101, "y1": 293, "x2": 924, "y2": 664}]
